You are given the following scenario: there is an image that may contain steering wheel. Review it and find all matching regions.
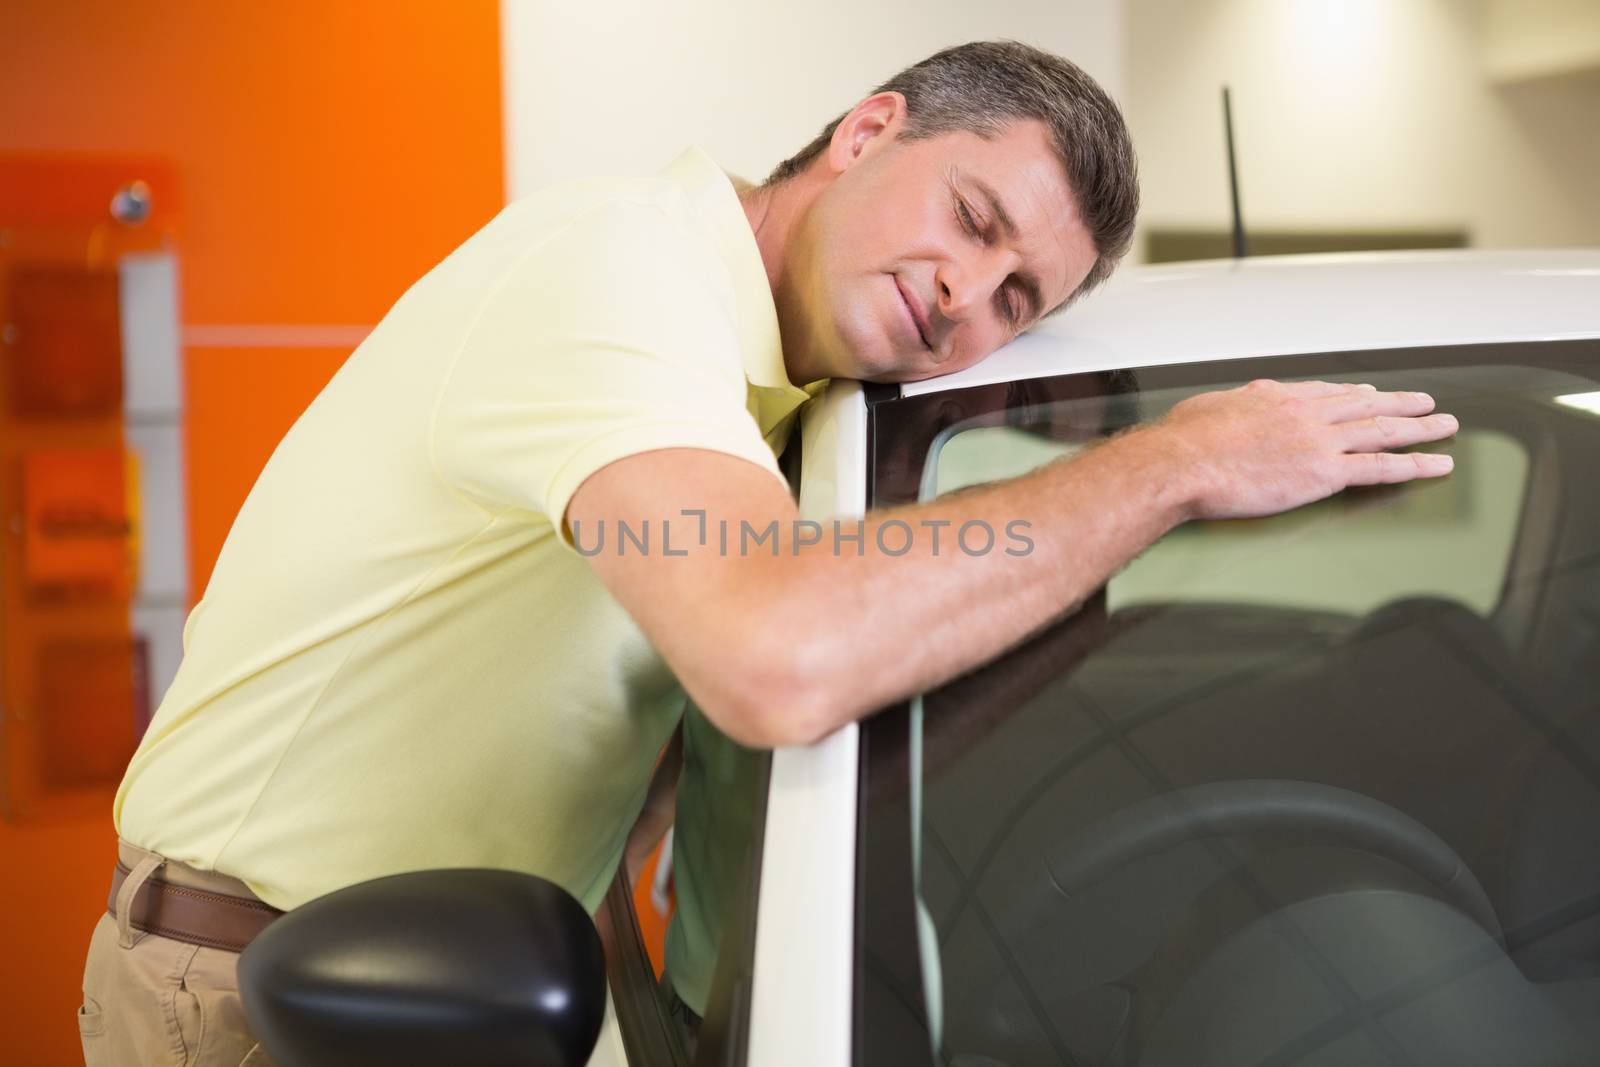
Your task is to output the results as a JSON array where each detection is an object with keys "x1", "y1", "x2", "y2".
[{"x1": 1045, "y1": 778, "x2": 1502, "y2": 943}]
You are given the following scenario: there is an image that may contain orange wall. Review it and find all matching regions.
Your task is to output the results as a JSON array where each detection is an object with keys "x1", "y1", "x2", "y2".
[{"x1": 0, "y1": 4, "x2": 503, "y2": 1064}]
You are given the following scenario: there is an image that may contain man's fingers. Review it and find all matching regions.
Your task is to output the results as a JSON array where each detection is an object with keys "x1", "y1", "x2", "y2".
[
  {"x1": 1280, "y1": 379, "x2": 1367, "y2": 399},
  {"x1": 1342, "y1": 450, "x2": 1455, "y2": 486},
  {"x1": 1337, "y1": 412, "x2": 1459, "y2": 453},
  {"x1": 1317, "y1": 388, "x2": 1437, "y2": 422}
]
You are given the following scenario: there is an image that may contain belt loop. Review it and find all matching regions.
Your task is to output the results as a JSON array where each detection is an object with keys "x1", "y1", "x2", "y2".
[{"x1": 115, "y1": 854, "x2": 164, "y2": 948}]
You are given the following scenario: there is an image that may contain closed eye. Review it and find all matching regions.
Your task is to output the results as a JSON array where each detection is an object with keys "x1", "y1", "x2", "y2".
[
  {"x1": 955, "y1": 197, "x2": 986, "y2": 243},
  {"x1": 998, "y1": 285, "x2": 1022, "y2": 327}
]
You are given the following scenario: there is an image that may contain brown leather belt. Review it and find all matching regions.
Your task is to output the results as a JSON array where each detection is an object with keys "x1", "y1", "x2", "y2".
[{"x1": 108, "y1": 861, "x2": 283, "y2": 953}]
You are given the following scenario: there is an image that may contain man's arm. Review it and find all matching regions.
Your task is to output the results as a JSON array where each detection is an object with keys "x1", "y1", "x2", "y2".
[{"x1": 568, "y1": 379, "x2": 1458, "y2": 748}]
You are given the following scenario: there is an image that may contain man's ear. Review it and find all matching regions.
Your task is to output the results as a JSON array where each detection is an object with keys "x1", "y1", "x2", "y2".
[{"x1": 824, "y1": 91, "x2": 908, "y2": 174}]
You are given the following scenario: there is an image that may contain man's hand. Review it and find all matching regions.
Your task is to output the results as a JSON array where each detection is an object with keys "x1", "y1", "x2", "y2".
[{"x1": 1151, "y1": 380, "x2": 1458, "y2": 521}]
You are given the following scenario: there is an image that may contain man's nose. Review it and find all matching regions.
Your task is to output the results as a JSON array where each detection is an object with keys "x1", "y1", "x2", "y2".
[{"x1": 935, "y1": 250, "x2": 1013, "y2": 321}]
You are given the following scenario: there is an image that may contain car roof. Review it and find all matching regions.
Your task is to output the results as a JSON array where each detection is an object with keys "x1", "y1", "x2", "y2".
[{"x1": 899, "y1": 249, "x2": 1600, "y2": 397}]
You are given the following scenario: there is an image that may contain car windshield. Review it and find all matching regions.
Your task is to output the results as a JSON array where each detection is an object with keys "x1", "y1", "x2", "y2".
[{"x1": 856, "y1": 341, "x2": 1600, "y2": 1067}]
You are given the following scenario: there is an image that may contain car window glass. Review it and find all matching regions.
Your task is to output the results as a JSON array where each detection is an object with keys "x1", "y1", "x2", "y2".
[
  {"x1": 605, "y1": 707, "x2": 770, "y2": 1067},
  {"x1": 932, "y1": 370, "x2": 1534, "y2": 617},
  {"x1": 888, "y1": 353, "x2": 1600, "y2": 1067}
]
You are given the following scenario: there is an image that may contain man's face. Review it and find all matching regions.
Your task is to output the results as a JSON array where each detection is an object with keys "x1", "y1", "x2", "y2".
[{"x1": 778, "y1": 106, "x2": 1099, "y2": 385}]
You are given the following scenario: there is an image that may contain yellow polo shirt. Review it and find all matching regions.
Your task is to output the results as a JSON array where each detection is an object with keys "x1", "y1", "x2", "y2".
[{"x1": 115, "y1": 147, "x2": 814, "y2": 913}]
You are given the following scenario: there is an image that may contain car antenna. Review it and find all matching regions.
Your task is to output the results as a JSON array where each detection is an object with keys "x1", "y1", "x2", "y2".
[{"x1": 1222, "y1": 85, "x2": 1248, "y2": 258}]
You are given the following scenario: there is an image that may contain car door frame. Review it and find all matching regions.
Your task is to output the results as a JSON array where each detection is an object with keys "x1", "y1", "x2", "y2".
[{"x1": 740, "y1": 381, "x2": 870, "y2": 1067}]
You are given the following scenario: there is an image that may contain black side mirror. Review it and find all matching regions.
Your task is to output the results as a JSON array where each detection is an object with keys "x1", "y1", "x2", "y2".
[{"x1": 238, "y1": 869, "x2": 606, "y2": 1067}]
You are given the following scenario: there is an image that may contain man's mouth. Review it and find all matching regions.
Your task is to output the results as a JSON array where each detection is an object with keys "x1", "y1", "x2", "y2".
[{"x1": 893, "y1": 275, "x2": 932, "y2": 351}]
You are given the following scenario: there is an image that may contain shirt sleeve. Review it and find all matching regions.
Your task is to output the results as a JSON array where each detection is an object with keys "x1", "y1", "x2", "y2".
[{"x1": 430, "y1": 199, "x2": 784, "y2": 536}]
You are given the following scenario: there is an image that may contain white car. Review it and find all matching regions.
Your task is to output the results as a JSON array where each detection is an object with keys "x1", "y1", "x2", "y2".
[{"x1": 243, "y1": 250, "x2": 1600, "y2": 1067}]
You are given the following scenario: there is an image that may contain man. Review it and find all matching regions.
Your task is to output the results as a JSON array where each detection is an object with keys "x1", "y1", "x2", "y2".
[{"x1": 81, "y1": 41, "x2": 1457, "y2": 1065}]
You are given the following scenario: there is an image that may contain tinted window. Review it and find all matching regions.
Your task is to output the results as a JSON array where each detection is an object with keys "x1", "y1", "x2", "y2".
[
  {"x1": 859, "y1": 341, "x2": 1600, "y2": 1067},
  {"x1": 931, "y1": 373, "x2": 1531, "y2": 618}
]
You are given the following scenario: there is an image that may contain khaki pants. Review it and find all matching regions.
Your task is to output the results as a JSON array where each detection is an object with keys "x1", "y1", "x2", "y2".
[{"x1": 79, "y1": 842, "x2": 274, "y2": 1067}]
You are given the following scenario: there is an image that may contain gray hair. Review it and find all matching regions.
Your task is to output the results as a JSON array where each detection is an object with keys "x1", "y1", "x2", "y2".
[{"x1": 768, "y1": 40, "x2": 1138, "y2": 307}]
